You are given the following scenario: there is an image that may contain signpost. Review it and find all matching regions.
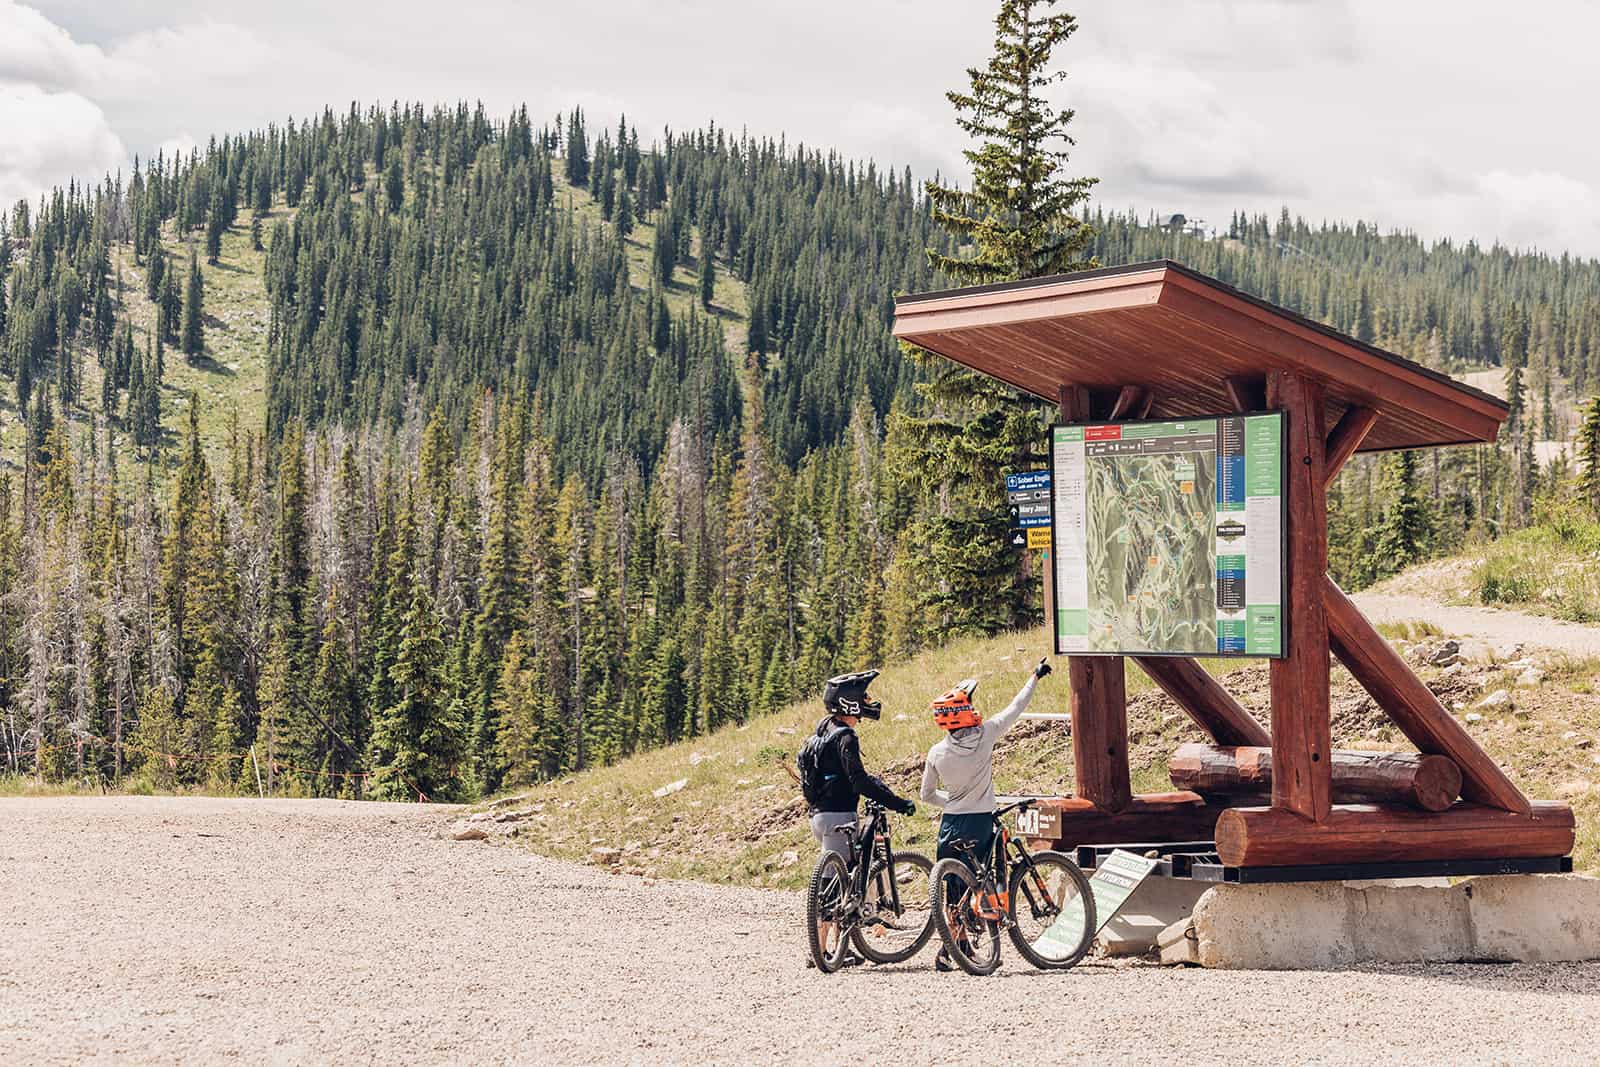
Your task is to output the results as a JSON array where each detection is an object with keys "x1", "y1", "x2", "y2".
[{"x1": 1006, "y1": 471, "x2": 1053, "y2": 531}]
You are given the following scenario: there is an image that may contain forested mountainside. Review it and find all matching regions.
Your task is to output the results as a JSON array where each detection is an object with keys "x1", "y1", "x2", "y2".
[{"x1": 2, "y1": 101, "x2": 1597, "y2": 796}]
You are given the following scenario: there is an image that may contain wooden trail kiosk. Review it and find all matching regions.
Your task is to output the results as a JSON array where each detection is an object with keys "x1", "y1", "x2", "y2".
[{"x1": 893, "y1": 260, "x2": 1574, "y2": 878}]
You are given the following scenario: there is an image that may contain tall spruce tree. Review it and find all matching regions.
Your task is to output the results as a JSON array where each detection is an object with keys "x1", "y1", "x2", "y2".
[
  {"x1": 180, "y1": 250, "x2": 204, "y2": 358},
  {"x1": 1373, "y1": 450, "x2": 1432, "y2": 581},
  {"x1": 906, "y1": 0, "x2": 1097, "y2": 637},
  {"x1": 1578, "y1": 396, "x2": 1600, "y2": 516}
]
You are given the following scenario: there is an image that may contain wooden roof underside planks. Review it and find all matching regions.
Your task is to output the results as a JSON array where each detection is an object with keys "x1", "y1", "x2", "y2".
[{"x1": 892, "y1": 260, "x2": 1508, "y2": 452}]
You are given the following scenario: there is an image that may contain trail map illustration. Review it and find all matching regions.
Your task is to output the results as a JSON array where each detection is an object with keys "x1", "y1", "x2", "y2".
[
  {"x1": 1085, "y1": 447, "x2": 1217, "y2": 652},
  {"x1": 1051, "y1": 415, "x2": 1285, "y2": 657}
]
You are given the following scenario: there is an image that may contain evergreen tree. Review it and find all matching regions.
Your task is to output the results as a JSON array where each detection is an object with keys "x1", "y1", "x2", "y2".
[
  {"x1": 132, "y1": 684, "x2": 181, "y2": 791},
  {"x1": 1578, "y1": 396, "x2": 1600, "y2": 516},
  {"x1": 615, "y1": 186, "x2": 633, "y2": 237},
  {"x1": 369, "y1": 576, "x2": 465, "y2": 801},
  {"x1": 309, "y1": 604, "x2": 359, "y2": 791},
  {"x1": 385, "y1": 155, "x2": 404, "y2": 212},
  {"x1": 145, "y1": 243, "x2": 166, "y2": 303},
  {"x1": 698, "y1": 243, "x2": 715, "y2": 310},
  {"x1": 1372, "y1": 450, "x2": 1432, "y2": 580},
  {"x1": 924, "y1": 0, "x2": 1096, "y2": 284},
  {"x1": 493, "y1": 631, "x2": 554, "y2": 786},
  {"x1": 907, "y1": 0, "x2": 1096, "y2": 636},
  {"x1": 653, "y1": 220, "x2": 676, "y2": 287},
  {"x1": 205, "y1": 182, "x2": 226, "y2": 264},
  {"x1": 158, "y1": 263, "x2": 182, "y2": 344},
  {"x1": 180, "y1": 251, "x2": 204, "y2": 358},
  {"x1": 564, "y1": 109, "x2": 590, "y2": 186}
]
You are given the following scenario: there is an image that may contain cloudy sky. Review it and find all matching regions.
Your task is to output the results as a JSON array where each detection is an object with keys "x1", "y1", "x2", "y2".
[{"x1": 4, "y1": 0, "x2": 1598, "y2": 257}]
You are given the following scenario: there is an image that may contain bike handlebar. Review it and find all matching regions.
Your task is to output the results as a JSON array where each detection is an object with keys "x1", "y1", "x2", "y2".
[{"x1": 993, "y1": 797, "x2": 1037, "y2": 819}]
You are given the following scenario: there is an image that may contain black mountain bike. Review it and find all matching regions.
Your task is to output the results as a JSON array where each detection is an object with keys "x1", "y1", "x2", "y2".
[
  {"x1": 929, "y1": 798, "x2": 1096, "y2": 976},
  {"x1": 804, "y1": 800, "x2": 935, "y2": 972}
]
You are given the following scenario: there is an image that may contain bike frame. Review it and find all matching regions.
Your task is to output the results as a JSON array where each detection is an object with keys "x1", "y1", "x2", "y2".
[
  {"x1": 839, "y1": 802, "x2": 904, "y2": 921},
  {"x1": 951, "y1": 799, "x2": 1055, "y2": 927}
]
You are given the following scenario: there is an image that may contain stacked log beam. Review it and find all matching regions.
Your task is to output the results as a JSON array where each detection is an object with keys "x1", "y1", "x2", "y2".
[
  {"x1": 1169, "y1": 743, "x2": 1462, "y2": 812},
  {"x1": 1215, "y1": 801, "x2": 1575, "y2": 867}
]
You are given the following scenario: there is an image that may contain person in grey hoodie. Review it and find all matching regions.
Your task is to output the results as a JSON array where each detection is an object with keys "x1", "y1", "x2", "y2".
[{"x1": 920, "y1": 658, "x2": 1052, "y2": 969}]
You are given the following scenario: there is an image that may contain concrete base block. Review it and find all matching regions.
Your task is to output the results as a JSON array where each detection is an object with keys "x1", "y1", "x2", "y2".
[
  {"x1": 1190, "y1": 874, "x2": 1600, "y2": 969},
  {"x1": 1469, "y1": 874, "x2": 1600, "y2": 962},
  {"x1": 1157, "y1": 917, "x2": 1199, "y2": 965},
  {"x1": 1098, "y1": 876, "x2": 1209, "y2": 957},
  {"x1": 1193, "y1": 882, "x2": 1354, "y2": 969}
]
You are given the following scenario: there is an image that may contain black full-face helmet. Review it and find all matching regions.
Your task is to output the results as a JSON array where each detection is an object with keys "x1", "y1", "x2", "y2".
[{"x1": 822, "y1": 669, "x2": 882, "y2": 720}]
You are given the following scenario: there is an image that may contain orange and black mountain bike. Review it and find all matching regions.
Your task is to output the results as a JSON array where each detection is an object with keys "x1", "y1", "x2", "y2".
[
  {"x1": 929, "y1": 797, "x2": 1096, "y2": 976},
  {"x1": 804, "y1": 800, "x2": 935, "y2": 972}
]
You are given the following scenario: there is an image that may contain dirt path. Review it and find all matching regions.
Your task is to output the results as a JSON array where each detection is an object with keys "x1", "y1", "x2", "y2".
[
  {"x1": 1353, "y1": 591, "x2": 1600, "y2": 659},
  {"x1": 2, "y1": 796, "x2": 1597, "y2": 1065}
]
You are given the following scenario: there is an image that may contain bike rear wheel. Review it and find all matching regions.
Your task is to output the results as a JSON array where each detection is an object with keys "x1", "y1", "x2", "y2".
[
  {"x1": 1007, "y1": 850, "x2": 1096, "y2": 969},
  {"x1": 805, "y1": 852, "x2": 854, "y2": 973},
  {"x1": 850, "y1": 849, "x2": 934, "y2": 964},
  {"x1": 929, "y1": 857, "x2": 1002, "y2": 976}
]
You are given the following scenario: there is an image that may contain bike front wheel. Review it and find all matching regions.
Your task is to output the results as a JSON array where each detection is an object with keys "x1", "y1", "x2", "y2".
[
  {"x1": 805, "y1": 852, "x2": 854, "y2": 973},
  {"x1": 929, "y1": 857, "x2": 1002, "y2": 976},
  {"x1": 1007, "y1": 850, "x2": 1096, "y2": 970},
  {"x1": 850, "y1": 849, "x2": 934, "y2": 964}
]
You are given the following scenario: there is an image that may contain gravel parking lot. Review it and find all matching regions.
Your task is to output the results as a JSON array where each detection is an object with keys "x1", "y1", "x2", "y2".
[{"x1": 2, "y1": 796, "x2": 1597, "y2": 1065}]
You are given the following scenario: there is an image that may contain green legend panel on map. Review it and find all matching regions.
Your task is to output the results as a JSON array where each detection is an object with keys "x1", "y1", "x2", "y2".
[{"x1": 1051, "y1": 414, "x2": 1285, "y2": 658}]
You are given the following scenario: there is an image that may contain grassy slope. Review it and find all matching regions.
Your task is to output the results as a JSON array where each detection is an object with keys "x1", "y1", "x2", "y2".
[
  {"x1": 114, "y1": 216, "x2": 277, "y2": 469},
  {"x1": 557, "y1": 175, "x2": 751, "y2": 353},
  {"x1": 1373, "y1": 521, "x2": 1600, "y2": 623},
  {"x1": 495, "y1": 621, "x2": 1600, "y2": 889},
  {"x1": 0, "y1": 212, "x2": 277, "y2": 482}
]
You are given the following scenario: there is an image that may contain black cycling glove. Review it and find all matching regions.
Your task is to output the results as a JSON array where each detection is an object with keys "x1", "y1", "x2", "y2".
[
  {"x1": 896, "y1": 798, "x2": 916, "y2": 817},
  {"x1": 1034, "y1": 658, "x2": 1053, "y2": 680}
]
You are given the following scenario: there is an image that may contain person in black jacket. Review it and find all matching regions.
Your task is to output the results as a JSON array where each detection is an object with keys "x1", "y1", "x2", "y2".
[{"x1": 808, "y1": 670, "x2": 916, "y2": 862}]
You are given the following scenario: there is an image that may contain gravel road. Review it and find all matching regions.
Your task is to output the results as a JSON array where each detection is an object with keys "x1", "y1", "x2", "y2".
[
  {"x1": 1354, "y1": 591, "x2": 1600, "y2": 659},
  {"x1": 3, "y1": 796, "x2": 1598, "y2": 1066}
]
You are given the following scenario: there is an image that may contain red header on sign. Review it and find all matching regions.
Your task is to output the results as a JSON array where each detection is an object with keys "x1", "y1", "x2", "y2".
[{"x1": 1084, "y1": 425, "x2": 1122, "y2": 441}]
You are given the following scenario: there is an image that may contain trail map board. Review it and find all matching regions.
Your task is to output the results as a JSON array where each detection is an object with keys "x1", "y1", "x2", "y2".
[{"x1": 1051, "y1": 413, "x2": 1286, "y2": 657}]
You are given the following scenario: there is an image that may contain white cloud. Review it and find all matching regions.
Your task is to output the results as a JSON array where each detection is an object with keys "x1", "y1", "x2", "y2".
[
  {"x1": 1073, "y1": 57, "x2": 1292, "y2": 204},
  {"x1": 1435, "y1": 171, "x2": 1600, "y2": 255},
  {"x1": 106, "y1": 20, "x2": 278, "y2": 89},
  {"x1": 0, "y1": 82, "x2": 124, "y2": 209},
  {"x1": 156, "y1": 133, "x2": 198, "y2": 162},
  {"x1": 3, "y1": 0, "x2": 1600, "y2": 257},
  {"x1": 0, "y1": 0, "x2": 114, "y2": 91}
]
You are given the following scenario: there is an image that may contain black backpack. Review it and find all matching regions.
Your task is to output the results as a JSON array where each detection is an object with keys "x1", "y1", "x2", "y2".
[{"x1": 797, "y1": 718, "x2": 846, "y2": 807}]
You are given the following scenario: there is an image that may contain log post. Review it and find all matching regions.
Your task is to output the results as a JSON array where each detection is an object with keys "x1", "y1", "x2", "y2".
[
  {"x1": 1266, "y1": 371, "x2": 1332, "y2": 822},
  {"x1": 1169, "y1": 743, "x2": 1462, "y2": 812},
  {"x1": 1068, "y1": 657, "x2": 1132, "y2": 812},
  {"x1": 1323, "y1": 576, "x2": 1531, "y2": 814},
  {"x1": 1132, "y1": 657, "x2": 1269, "y2": 747},
  {"x1": 1059, "y1": 383, "x2": 1131, "y2": 813},
  {"x1": 1215, "y1": 801, "x2": 1574, "y2": 867}
]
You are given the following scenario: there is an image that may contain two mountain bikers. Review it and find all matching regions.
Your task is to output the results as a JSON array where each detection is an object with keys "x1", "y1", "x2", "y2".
[{"x1": 799, "y1": 663, "x2": 1095, "y2": 975}]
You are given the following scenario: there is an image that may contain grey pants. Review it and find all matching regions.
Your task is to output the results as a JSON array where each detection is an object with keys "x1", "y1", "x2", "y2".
[{"x1": 810, "y1": 811, "x2": 858, "y2": 861}]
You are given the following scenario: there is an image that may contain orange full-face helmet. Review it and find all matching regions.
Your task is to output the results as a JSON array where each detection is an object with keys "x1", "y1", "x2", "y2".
[{"x1": 931, "y1": 678, "x2": 981, "y2": 730}]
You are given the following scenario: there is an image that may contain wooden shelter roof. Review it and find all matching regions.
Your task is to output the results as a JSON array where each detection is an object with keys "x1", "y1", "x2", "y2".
[{"x1": 892, "y1": 260, "x2": 1507, "y2": 451}]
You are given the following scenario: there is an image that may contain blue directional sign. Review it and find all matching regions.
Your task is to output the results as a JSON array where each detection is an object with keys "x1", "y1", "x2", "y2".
[{"x1": 1005, "y1": 470, "x2": 1052, "y2": 493}]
